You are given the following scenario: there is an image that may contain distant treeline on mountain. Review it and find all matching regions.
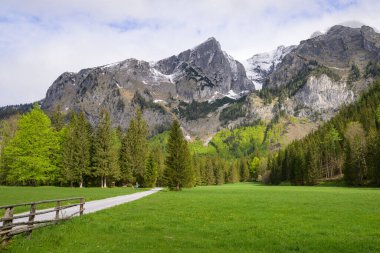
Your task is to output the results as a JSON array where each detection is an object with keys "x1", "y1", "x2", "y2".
[
  {"x1": 267, "y1": 80, "x2": 380, "y2": 186},
  {"x1": 0, "y1": 103, "x2": 34, "y2": 119}
]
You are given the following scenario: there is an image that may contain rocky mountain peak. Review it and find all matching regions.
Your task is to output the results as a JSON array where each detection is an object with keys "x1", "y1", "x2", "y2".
[
  {"x1": 192, "y1": 37, "x2": 221, "y2": 50},
  {"x1": 244, "y1": 45, "x2": 295, "y2": 89}
]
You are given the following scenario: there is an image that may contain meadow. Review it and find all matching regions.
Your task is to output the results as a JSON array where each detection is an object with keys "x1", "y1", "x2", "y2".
[{"x1": 3, "y1": 183, "x2": 380, "y2": 252}]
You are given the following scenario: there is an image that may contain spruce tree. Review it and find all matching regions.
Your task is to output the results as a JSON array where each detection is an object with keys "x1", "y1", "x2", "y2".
[
  {"x1": 145, "y1": 152, "x2": 158, "y2": 187},
  {"x1": 344, "y1": 122, "x2": 367, "y2": 185},
  {"x1": 154, "y1": 146, "x2": 167, "y2": 186},
  {"x1": 165, "y1": 120, "x2": 193, "y2": 190},
  {"x1": 51, "y1": 105, "x2": 65, "y2": 131},
  {"x1": 366, "y1": 128, "x2": 380, "y2": 185},
  {"x1": 122, "y1": 110, "x2": 148, "y2": 186},
  {"x1": 93, "y1": 109, "x2": 116, "y2": 188},
  {"x1": 239, "y1": 157, "x2": 250, "y2": 182},
  {"x1": 62, "y1": 111, "x2": 92, "y2": 187}
]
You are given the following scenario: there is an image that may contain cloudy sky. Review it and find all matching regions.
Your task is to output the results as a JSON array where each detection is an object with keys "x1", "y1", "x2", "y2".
[{"x1": 1, "y1": 0, "x2": 379, "y2": 106}]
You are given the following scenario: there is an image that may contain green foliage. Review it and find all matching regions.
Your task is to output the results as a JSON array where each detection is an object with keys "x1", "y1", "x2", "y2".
[
  {"x1": 148, "y1": 130, "x2": 170, "y2": 151},
  {"x1": 144, "y1": 152, "x2": 158, "y2": 187},
  {"x1": 165, "y1": 120, "x2": 194, "y2": 190},
  {"x1": 188, "y1": 140, "x2": 217, "y2": 156},
  {"x1": 51, "y1": 105, "x2": 65, "y2": 131},
  {"x1": 92, "y1": 109, "x2": 120, "y2": 187},
  {"x1": 2, "y1": 104, "x2": 59, "y2": 185},
  {"x1": 366, "y1": 128, "x2": 380, "y2": 185},
  {"x1": 239, "y1": 157, "x2": 250, "y2": 182},
  {"x1": 269, "y1": 81, "x2": 380, "y2": 186},
  {"x1": 219, "y1": 98, "x2": 246, "y2": 124},
  {"x1": 344, "y1": 122, "x2": 367, "y2": 185},
  {"x1": 131, "y1": 91, "x2": 165, "y2": 114},
  {"x1": 61, "y1": 111, "x2": 92, "y2": 187},
  {"x1": 0, "y1": 116, "x2": 19, "y2": 184},
  {"x1": 347, "y1": 64, "x2": 361, "y2": 85},
  {"x1": 249, "y1": 156, "x2": 260, "y2": 178},
  {"x1": 175, "y1": 96, "x2": 245, "y2": 121},
  {"x1": 210, "y1": 124, "x2": 266, "y2": 158},
  {"x1": 121, "y1": 110, "x2": 149, "y2": 186},
  {"x1": 365, "y1": 61, "x2": 380, "y2": 78}
]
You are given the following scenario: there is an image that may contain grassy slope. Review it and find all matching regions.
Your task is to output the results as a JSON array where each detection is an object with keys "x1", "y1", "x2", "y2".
[
  {"x1": 0, "y1": 186, "x2": 144, "y2": 214},
  {"x1": 5, "y1": 184, "x2": 380, "y2": 253}
]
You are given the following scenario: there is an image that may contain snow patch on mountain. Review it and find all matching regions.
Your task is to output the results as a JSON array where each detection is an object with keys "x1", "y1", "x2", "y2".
[
  {"x1": 150, "y1": 66, "x2": 175, "y2": 83},
  {"x1": 244, "y1": 45, "x2": 295, "y2": 89}
]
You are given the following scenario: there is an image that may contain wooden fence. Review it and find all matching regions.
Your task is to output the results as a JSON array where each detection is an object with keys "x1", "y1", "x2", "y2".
[{"x1": 0, "y1": 197, "x2": 84, "y2": 245}]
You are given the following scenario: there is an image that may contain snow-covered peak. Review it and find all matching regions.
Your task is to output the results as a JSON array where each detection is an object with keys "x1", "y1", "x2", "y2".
[{"x1": 243, "y1": 45, "x2": 295, "y2": 89}]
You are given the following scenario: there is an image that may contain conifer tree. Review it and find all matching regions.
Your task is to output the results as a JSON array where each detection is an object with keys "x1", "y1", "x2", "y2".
[
  {"x1": 239, "y1": 157, "x2": 250, "y2": 182},
  {"x1": 62, "y1": 111, "x2": 92, "y2": 187},
  {"x1": 228, "y1": 161, "x2": 240, "y2": 183},
  {"x1": 205, "y1": 157, "x2": 215, "y2": 185},
  {"x1": 214, "y1": 157, "x2": 225, "y2": 185},
  {"x1": 122, "y1": 110, "x2": 148, "y2": 186},
  {"x1": 366, "y1": 128, "x2": 380, "y2": 184},
  {"x1": 51, "y1": 105, "x2": 65, "y2": 131},
  {"x1": 154, "y1": 146, "x2": 167, "y2": 187},
  {"x1": 165, "y1": 120, "x2": 193, "y2": 190},
  {"x1": 344, "y1": 122, "x2": 367, "y2": 185},
  {"x1": 93, "y1": 109, "x2": 116, "y2": 188},
  {"x1": 145, "y1": 152, "x2": 158, "y2": 187}
]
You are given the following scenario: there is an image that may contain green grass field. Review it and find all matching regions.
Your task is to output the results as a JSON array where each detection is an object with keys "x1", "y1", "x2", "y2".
[
  {"x1": 4, "y1": 183, "x2": 380, "y2": 253},
  {"x1": 0, "y1": 186, "x2": 143, "y2": 214}
]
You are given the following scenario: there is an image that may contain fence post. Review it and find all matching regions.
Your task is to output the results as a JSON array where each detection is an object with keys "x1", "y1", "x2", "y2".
[
  {"x1": 27, "y1": 203, "x2": 36, "y2": 238},
  {"x1": 80, "y1": 198, "x2": 84, "y2": 216},
  {"x1": 55, "y1": 201, "x2": 61, "y2": 221},
  {"x1": 1, "y1": 207, "x2": 14, "y2": 245}
]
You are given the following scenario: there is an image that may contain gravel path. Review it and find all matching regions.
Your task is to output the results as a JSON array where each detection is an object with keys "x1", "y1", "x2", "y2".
[{"x1": 1, "y1": 187, "x2": 162, "y2": 226}]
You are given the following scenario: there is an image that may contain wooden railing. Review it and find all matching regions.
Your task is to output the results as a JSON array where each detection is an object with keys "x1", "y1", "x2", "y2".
[{"x1": 0, "y1": 197, "x2": 84, "y2": 245}]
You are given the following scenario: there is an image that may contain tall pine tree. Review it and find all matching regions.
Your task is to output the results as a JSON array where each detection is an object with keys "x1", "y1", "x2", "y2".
[
  {"x1": 93, "y1": 109, "x2": 118, "y2": 188},
  {"x1": 62, "y1": 111, "x2": 92, "y2": 187},
  {"x1": 165, "y1": 120, "x2": 193, "y2": 190},
  {"x1": 121, "y1": 110, "x2": 148, "y2": 186}
]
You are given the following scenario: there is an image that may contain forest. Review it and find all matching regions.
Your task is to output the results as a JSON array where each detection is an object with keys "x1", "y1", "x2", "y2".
[
  {"x1": 1, "y1": 81, "x2": 380, "y2": 188},
  {"x1": 268, "y1": 80, "x2": 380, "y2": 186}
]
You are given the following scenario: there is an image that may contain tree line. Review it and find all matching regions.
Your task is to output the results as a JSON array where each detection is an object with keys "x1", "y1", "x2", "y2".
[
  {"x1": 267, "y1": 81, "x2": 380, "y2": 186},
  {"x1": 0, "y1": 104, "x2": 194, "y2": 190}
]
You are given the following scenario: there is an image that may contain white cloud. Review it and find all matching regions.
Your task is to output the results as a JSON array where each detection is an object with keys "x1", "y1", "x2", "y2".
[{"x1": 0, "y1": 0, "x2": 379, "y2": 106}]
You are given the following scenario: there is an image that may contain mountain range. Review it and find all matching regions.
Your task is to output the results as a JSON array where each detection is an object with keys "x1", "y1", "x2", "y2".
[{"x1": 4, "y1": 24, "x2": 380, "y2": 142}]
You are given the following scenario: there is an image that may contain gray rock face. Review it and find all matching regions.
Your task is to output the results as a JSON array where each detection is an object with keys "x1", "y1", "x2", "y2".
[
  {"x1": 292, "y1": 74, "x2": 354, "y2": 120},
  {"x1": 42, "y1": 38, "x2": 253, "y2": 137},
  {"x1": 39, "y1": 24, "x2": 380, "y2": 141},
  {"x1": 155, "y1": 37, "x2": 254, "y2": 100},
  {"x1": 265, "y1": 25, "x2": 380, "y2": 90},
  {"x1": 42, "y1": 59, "x2": 175, "y2": 134},
  {"x1": 244, "y1": 45, "x2": 295, "y2": 89}
]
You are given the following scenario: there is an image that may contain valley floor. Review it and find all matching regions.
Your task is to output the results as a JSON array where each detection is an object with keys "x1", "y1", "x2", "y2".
[{"x1": 3, "y1": 183, "x2": 380, "y2": 253}]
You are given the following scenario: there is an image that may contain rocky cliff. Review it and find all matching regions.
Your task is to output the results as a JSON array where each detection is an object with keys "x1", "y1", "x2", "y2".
[
  {"x1": 244, "y1": 25, "x2": 380, "y2": 123},
  {"x1": 42, "y1": 38, "x2": 254, "y2": 137},
  {"x1": 39, "y1": 24, "x2": 380, "y2": 141}
]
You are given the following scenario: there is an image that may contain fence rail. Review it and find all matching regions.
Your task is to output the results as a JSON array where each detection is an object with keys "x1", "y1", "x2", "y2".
[{"x1": 0, "y1": 197, "x2": 84, "y2": 245}]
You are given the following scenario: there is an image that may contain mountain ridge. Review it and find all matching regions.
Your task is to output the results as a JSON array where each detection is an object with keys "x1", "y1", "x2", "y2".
[{"x1": 2, "y1": 24, "x2": 380, "y2": 143}]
